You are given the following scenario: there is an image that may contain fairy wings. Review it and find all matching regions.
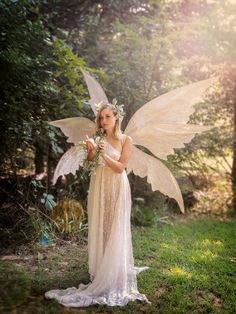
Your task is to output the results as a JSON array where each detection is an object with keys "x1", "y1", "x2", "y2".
[{"x1": 48, "y1": 69, "x2": 217, "y2": 213}]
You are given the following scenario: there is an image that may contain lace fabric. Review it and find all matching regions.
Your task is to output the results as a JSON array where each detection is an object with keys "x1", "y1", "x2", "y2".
[{"x1": 44, "y1": 135, "x2": 151, "y2": 307}]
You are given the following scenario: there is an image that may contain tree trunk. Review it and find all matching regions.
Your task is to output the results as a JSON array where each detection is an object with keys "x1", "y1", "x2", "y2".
[
  {"x1": 34, "y1": 141, "x2": 45, "y2": 175},
  {"x1": 46, "y1": 143, "x2": 52, "y2": 194}
]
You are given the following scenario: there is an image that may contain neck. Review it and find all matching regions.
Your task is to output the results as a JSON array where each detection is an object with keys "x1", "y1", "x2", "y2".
[{"x1": 105, "y1": 129, "x2": 114, "y2": 138}]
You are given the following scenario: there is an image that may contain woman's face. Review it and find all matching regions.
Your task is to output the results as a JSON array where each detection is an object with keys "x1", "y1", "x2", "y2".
[{"x1": 99, "y1": 107, "x2": 117, "y2": 132}]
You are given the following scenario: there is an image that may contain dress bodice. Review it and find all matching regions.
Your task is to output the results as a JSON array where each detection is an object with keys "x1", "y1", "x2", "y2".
[
  {"x1": 98, "y1": 135, "x2": 126, "y2": 166},
  {"x1": 105, "y1": 141, "x2": 122, "y2": 159}
]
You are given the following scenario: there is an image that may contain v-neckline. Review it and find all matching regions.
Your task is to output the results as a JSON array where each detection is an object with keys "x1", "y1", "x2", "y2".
[{"x1": 105, "y1": 140, "x2": 122, "y2": 154}]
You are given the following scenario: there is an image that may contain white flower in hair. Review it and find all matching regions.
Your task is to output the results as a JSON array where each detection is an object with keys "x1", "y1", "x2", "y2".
[
  {"x1": 110, "y1": 98, "x2": 125, "y2": 119},
  {"x1": 94, "y1": 99, "x2": 125, "y2": 119}
]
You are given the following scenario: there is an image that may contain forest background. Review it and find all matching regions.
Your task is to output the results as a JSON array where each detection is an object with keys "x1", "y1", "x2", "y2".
[
  {"x1": 0, "y1": 0, "x2": 235, "y2": 247},
  {"x1": 1, "y1": 1, "x2": 236, "y2": 313}
]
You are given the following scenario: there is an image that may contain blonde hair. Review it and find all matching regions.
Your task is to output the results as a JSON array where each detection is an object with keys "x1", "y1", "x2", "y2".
[{"x1": 95, "y1": 103, "x2": 123, "y2": 140}]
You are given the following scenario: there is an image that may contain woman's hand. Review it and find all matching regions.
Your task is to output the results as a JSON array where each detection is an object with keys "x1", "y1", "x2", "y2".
[
  {"x1": 98, "y1": 140, "x2": 106, "y2": 156},
  {"x1": 84, "y1": 136, "x2": 97, "y2": 152}
]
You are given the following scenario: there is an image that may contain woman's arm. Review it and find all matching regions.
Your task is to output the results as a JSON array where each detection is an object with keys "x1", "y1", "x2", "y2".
[
  {"x1": 101, "y1": 136, "x2": 133, "y2": 173},
  {"x1": 84, "y1": 137, "x2": 97, "y2": 161},
  {"x1": 87, "y1": 148, "x2": 96, "y2": 161}
]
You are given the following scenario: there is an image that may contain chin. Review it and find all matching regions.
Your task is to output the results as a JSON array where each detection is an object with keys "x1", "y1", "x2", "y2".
[{"x1": 103, "y1": 125, "x2": 114, "y2": 132}]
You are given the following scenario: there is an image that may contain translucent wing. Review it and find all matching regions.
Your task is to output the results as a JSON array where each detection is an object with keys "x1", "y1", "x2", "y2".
[
  {"x1": 48, "y1": 117, "x2": 95, "y2": 184},
  {"x1": 125, "y1": 76, "x2": 218, "y2": 213},
  {"x1": 48, "y1": 117, "x2": 95, "y2": 144},
  {"x1": 52, "y1": 145, "x2": 87, "y2": 185},
  {"x1": 49, "y1": 68, "x2": 109, "y2": 185},
  {"x1": 125, "y1": 77, "x2": 218, "y2": 160},
  {"x1": 81, "y1": 69, "x2": 109, "y2": 115},
  {"x1": 126, "y1": 123, "x2": 212, "y2": 160},
  {"x1": 127, "y1": 146, "x2": 184, "y2": 213}
]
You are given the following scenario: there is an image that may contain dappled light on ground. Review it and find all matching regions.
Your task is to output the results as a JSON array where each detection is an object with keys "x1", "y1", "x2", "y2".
[
  {"x1": 1, "y1": 216, "x2": 235, "y2": 313},
  {"x1": 164, "y1": 266, "x2": 193, "y2": 279}
]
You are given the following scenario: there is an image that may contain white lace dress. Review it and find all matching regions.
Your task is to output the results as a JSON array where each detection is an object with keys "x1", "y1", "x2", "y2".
[{"x1": 44, "y1": 134, "x2": 151, "y2": 307}]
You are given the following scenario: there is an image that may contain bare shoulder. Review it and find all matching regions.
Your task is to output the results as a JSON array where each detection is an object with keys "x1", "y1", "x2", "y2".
[
  {"x1": 122, "y1": 135, "x2": 133, "y2": 153},
  {"x1": 120, "y1": 135, "x2": 133, "y2": 163},
  {"x1": 123, "y1": 134, "x2": 133, "y2": 147},
  {"x1": 123, "y1": 134, "x2": 133, "y2": 145}
]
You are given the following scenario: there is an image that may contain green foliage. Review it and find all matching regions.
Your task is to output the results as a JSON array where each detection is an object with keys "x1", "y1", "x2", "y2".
[
  {"x1": 131, "y1": 203, "x2": 173, "y2": 227},
  {"x1": 47, "y1": 128, "x2": 64, "y2": 154},
  {"x1": 0, "y1": 0, "x2": 105, "y2": 175},
  {"x1": 40, "y1": 193, "x2": 56, "y2": 211},
  {"x1": 0, "y1": 0, "x2": 54, "y2": 167},
  {"x1": 52, "y1": 39, "x2": 86, "y2": 110},
  {"x1": 131, "y1": 203, "x2": 156, "y2": 227}
]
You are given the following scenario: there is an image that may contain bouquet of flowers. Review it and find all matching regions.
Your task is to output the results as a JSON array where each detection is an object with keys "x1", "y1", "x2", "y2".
[{"x1": 80, "y1": 128, "x2": 106, "y2": 176}]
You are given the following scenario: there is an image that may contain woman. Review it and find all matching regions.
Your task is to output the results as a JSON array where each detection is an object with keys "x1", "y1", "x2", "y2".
[{"x1": 45, "y1": 103, "x2": 151, "y2": 307}]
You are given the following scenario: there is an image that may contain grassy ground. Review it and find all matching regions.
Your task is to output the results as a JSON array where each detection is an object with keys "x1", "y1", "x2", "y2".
[{"x1": 0, "y1": 215, "x2": 236, "y2": 314}]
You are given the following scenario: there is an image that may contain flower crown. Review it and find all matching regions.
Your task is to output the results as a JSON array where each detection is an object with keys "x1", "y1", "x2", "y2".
[{"x1": 94, "y1": 98, "x2": 125, "y2": 119}]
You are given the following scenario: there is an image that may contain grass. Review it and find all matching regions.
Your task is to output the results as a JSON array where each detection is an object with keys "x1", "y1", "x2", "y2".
[
  {"x1": 0, "y1": 215, "x2": 236, "y2": 313},
  {"x1": 132, "y1": 216, "x2": 236, "y2": 314},
  {"x1": 0, "y1": 261, "x2": 31, "y2": 311}
]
